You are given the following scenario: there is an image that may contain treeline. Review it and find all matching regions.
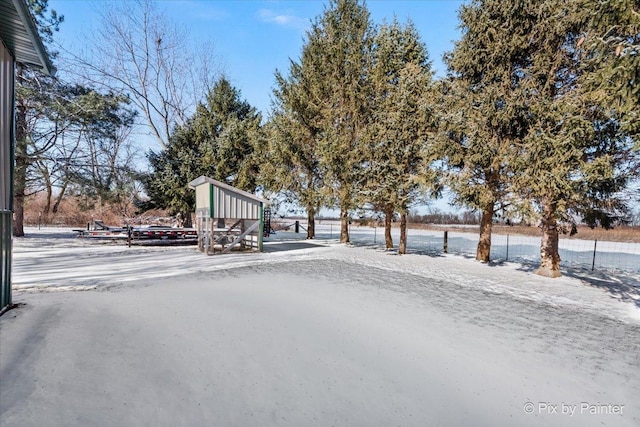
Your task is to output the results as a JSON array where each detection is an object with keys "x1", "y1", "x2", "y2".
[
  {"x1": 407, "y1": 211, "x2": 482, "y2": 226},
  {"x1": 16, "y1": 0, "x2": 640, "y2": 279}
]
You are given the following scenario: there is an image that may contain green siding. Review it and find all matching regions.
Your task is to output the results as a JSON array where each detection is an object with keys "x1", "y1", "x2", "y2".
[
  {"x1": 1, "y1": 44, "x2": 15, "y2": 312},
  {"x1": 209, "y1": 183, "x2": 214, "y2": 218},
  {"x1": 1, "y1": 210, "x2": 11, "y2": 310},
  {"x1": 259, "y1": 202, "x2": 264, "y2": 252}
]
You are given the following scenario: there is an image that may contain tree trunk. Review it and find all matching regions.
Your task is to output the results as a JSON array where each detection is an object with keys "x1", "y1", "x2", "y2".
[
  {"x1": 307, "y1": 206, "x2": 315, "y2": 239},
  {"x1": 44, "y1": 184, "x2": 52, "y2": 215},
  {"x1": 535, "y1": 204, "x2": 561, "y2": 278},
  {"x1": 399, "y1": 212, "x2": 407, "y2": 255},
  {"x1": 182, "y1": 211, "x2": 193, "y2": 228},
  {"x1": 340, "y1": 206, "x2": 349, "y2": 243},
  {"x1": 52, "y1": 180, "x2": 69, "y2": 214},
  {"x1": 476, "y1": 203, "x2": 494, "y2": 262},
  {"x1": 12, "y1": 97, "x2": 27, "y2": 237},
  {"x1": 384, "y1": 206, "x2": 393, "y2": 249},
  {"x1": 13, "y1": 64, "x2": 29, "y2": 237},
  {"x1": 41, "y1": 166, "x2": 52, "y2": 215},
  {"x1": 13, "y1": 160, "x2": 26, "y2": 237}
]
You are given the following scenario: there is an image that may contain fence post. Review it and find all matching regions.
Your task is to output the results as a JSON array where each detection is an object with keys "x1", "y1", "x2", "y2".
[
  {"x1": 591, "y1": 239, "x2": 597, "y2": 271},
  {"x1": 444, "y1": 230, "x2": 448, "y2": 254},
  {"x1": 330, "y1": 223, "x2": 332, "y2": 239},
  {"x1": 506, "y1": 234, "x2": 509, "y2": 262},
  {"x1": 295, "y1": 220, "x2": 300, "y2": 233},
  {"x1": 374, "y1": 226, "x2": 376, "y2": 244}
]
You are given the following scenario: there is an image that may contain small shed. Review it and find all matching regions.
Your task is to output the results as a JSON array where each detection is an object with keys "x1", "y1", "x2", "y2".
[{"x1": 188, "y1": 176, "x2": 268, "y2": 255}]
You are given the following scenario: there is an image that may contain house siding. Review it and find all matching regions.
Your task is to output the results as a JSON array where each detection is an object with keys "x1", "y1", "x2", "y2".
[{"x1": 1, "y1": 41, "x2": 15, "y2": 311}]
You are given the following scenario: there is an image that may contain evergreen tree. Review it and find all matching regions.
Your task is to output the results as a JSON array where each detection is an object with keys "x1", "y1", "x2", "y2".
[
  {"x1": 302, "y1": 0, "x2": 375, "y2": 243},
  {"x1": 263, "y1": 62, "x2": 326, "y2": 238},
  {"x1": 144, "y1": 77, "x2": 261, "y2": 223},
  {"x1": 580, "y1": 0, "x2": 640, "y2": 144},
  {"x1": 438, "y1": 0, "x2": 531, "y2": 262},
  {"x1": 202, "y1": 78, "x2": 262, "y2": 191},
  {"x1": 145, "y1": 125, "x2": 201, "y2": 226},
  {"x1": 510, "y1": 0, "x2": 638, "y2": 277},
  {"x1": 365, "y1": 19, "x2": 435, "y2": 253}
]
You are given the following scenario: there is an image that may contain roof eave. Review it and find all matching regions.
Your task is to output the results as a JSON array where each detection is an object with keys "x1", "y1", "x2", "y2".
[
  {"x1": 11, "y1": 0, "x2": 55, "y2": 75},
  {"x1": 188, "y1": 176, "x2": 269, "y2": 205}
]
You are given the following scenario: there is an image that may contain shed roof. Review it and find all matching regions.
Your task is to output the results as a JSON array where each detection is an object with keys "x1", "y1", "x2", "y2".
[
  {"x1": 188, "y1": 176, "x2": 268, "y2": 205},
  {"x1": 0, "y1": 0, "x2": 55, "y2": 75}
]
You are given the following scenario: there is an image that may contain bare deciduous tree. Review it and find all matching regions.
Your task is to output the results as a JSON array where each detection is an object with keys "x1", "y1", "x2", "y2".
[{"x1": 62, "y1": 0, "x2": 221, "y2": 148}]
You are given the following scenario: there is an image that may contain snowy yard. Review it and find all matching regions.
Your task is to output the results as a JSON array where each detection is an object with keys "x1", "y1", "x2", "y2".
[{"x1": 1, "y1": 227, "x2": 639, "y2": 426}]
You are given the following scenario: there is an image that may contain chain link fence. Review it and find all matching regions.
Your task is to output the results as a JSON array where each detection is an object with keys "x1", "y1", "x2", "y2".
[{"x1": 269, "y1": 221, "x2": 640, "y2": 275}]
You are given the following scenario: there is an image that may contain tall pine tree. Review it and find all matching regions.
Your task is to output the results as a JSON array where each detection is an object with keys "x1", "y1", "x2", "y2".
[
  {"x1": 264, "y1": 61, "x2": 326, "y2": 238},
  {"x1": 510, "y1": 0, "x2": 638, "y2": 277},
  {"x1": 301, "y1": 0, "x2": 375, "y2": 243},
  {"x1": 439, "y1": 0, "x2": 531, "y2": 262},
  {"x1": 365, "y1": 19, "x2": 435, "y2": 254},
  {"x1": 144, "y1": 77, "x2": 261, "y2": 224}
]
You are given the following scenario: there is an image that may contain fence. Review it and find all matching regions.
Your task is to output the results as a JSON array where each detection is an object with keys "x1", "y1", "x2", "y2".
[{"x1": 271, "y1": 221, "x2": 640, "y2": 275}]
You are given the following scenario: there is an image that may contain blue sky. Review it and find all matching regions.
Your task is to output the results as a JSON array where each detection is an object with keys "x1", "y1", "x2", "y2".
[{"x1": 48, "y1": 0, "x2": 464, "y2": 116}]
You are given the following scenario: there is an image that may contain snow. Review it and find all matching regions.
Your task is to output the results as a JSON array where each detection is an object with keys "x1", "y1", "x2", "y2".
[{"x1": 1, "y1": 226, "x2": 639, "y2": 426}]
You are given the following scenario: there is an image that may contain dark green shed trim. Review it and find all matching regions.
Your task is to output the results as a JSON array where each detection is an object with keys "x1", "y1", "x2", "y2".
[
  {"x1": 209, "y1": 183, "x2": 214, "y2": 218},
  {"x1": 259, "y1": 202, "x2": 264, "y2": 252},
  {"x1": 0, "y1": 211, "x2": 12, "y2": 310}
]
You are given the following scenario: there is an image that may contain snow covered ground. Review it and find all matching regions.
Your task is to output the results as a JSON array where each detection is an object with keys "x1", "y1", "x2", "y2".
[{"x1": 1, "y1": 227, "x2": 639, "y2": 426}]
